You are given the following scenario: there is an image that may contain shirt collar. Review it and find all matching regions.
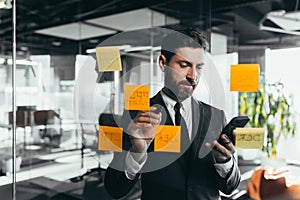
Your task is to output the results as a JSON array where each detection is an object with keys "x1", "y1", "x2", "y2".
[{"x1": 160, "y1": 90, "x2": 191, "y2": 112}]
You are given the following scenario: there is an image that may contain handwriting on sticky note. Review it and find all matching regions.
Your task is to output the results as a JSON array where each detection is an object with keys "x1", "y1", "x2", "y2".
[
  {"x1": 98, "y1": 126, "x2": 123, "y2": 152},
  {"x1": 154, "y1": 125, "x2": 181, "y2": 153},
  {"x1": 230, "y1": 64, "x2": 260, "y2": 92},
  {"x1": 96, "y1": 46, "x2": 122, "y2": 72},
  {"x1": 235, "y1": 128, "x2": 264, "y2": 149},
  {"x1": 124, "y1": 85, "x2": 150, "y2": 110}
]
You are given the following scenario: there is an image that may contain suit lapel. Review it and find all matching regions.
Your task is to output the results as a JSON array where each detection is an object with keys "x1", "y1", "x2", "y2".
[
  {"x1": 193, "y1": 102, "x2": 212, "y2": 159},
  {"x1": 150, "y1": 92, "x2": 190, "y2": 172},
  {"x1": 148, "y1": 92, "x2": 173, "y2": 152}
]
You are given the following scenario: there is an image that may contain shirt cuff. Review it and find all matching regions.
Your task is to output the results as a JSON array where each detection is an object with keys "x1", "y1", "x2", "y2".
[
  {"x1": 213, "y1": 152, "x2": 237, "y2": 178},
  {"x1": 124, "y1": 142, "x2": 148, "y2": 180}
]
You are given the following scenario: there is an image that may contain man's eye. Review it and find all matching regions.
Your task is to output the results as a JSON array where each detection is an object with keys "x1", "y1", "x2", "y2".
[
  {"x1": 196, "y1": 66, "x2": 203, "y2": 70},
  {"x1": 179, "y1": 62, "x2": 188, "y2": 67}
]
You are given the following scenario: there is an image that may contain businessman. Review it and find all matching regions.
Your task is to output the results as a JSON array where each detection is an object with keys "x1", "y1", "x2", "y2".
[{"x1": 105, "y1": 28, "x2": 241, "y2": 200}]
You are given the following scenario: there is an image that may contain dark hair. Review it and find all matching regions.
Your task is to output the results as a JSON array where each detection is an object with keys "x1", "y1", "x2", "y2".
[{"x1": 161, "y1": 28, "x2": 208, "y2": 62}]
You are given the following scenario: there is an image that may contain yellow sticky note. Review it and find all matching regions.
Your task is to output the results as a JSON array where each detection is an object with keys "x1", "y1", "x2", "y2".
[
  {"x1": 96, "y1": 46, "x2": 122, "y2": 72},
  {"x1": 98, "y1": 126, "x2": 123, "y2": 152},
  {"x1": 230, "y1": 64, "x2": 260, "y2": 92},
  {"x1": 235, "y1": 128, "x2": 264, "y2": 149},
  {"x1": 124, "y1": 85, "x2": 150, "y2": 110},
  {"x1": 154, "y1": 125, "x2": 181, "y2": 153}
]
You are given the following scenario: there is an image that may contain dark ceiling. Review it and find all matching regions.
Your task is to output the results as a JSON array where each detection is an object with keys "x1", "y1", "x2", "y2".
[{"x1": 0, "y1": 0, "x2": 300, "y2": 57}]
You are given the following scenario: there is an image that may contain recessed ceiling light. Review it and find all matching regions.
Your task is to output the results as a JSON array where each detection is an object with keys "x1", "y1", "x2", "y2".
[
  {"x1": 17, "y1": 51, "x2": 25, "y2": 55},
  {"x1": 52, "y1": 41, "x2": 62, "y2": 46},
  {"x1": 0, "y1": 2, "x2": 5, "y2": 9},
  {"x1": 0, "y1": 58, "x2": 5, "y2": 64},
  {"x1": 89, "y1": 39, "x2": 99, "y2": 43},
  {"x1": 36, "y1": 22, "x2": 117, "y2": 40},
  {"x1": 20, "y1": 46, "x2": 28, "y2": 51}
]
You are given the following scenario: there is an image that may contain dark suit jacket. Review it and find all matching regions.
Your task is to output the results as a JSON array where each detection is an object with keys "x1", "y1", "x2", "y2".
[{"x1": 105, "y1": 92, "x2": 241, "y2": 200}]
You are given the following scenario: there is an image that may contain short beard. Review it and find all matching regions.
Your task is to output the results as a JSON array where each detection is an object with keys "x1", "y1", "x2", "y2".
[{"x1": 177, "y1": 85, "x2": 193, "y2": 101}]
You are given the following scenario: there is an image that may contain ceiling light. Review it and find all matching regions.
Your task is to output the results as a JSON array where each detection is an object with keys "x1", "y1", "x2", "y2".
[
  {"x1": 259, "y1": 10, "x2": 300, "y2": 35},
  {"x1": 85, "y1": 45, "x2": 131, "y2": 54},
  {"x1": 20, "y1": 46, "x2": 28, "y2": 51},
  {"x1": 52, "y1": 41, "x2": 62, "y2": 46},
  {"x1": 17, "y1": 51, "x2": 25, "y2": 56},
  {"x1": 36, "y1": 23, "x2": 117, "y2": 41},
  {"x1": 0, "y1": 58, "x2": 5, "y2": 64},
  {"x1": 0, "y1": 0, "x2": 12, "y2": 9},
  {"x1": 7, "y1": 59, "x2": 38, "y2": 66},
  {"x1": 89, "y1": 39, "x2": 99, "y2": 44},
  {"x1": 86, "y1": 8, "x2": 179, "y2": 31},
  {"x1": 5, "y1": 0, "x2": 11, "y2": 9},
  {"x1": 0, "y1": 2, "x2": 5, "y2": 9}
]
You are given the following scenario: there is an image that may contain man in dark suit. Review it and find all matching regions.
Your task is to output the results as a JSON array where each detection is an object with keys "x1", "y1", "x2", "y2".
[{"x1": 105, "y1": 28, "x2": 241, "y2": 200}]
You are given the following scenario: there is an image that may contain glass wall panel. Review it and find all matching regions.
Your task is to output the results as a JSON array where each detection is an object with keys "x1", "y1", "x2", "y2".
[
  {"x1": 0, "y1": 1, "x2": 212, "y2": 199},
  {"x1": 4, "y1": 1, "x2": 300, "y2": 199}
]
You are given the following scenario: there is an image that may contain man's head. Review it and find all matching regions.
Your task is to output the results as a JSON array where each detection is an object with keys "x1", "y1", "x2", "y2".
[{"x1": 159, "y1": 28, "x2": 208, "y2": 101}]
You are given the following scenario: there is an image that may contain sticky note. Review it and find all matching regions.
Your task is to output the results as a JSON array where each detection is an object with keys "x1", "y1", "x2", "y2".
[
  {"x1": 154, "y1": 125, "x2": 181, "y2": 153},
  {"x1": 235, "y1": 128, "x2": 264, "y2": 149},
  {"x1": 98, "y1": 126, "x2": 123, "y2": 152},
  {"x1": 230, "y1": 64, "x2": 260, "y2": 92},
  {"x1": 124, "y1": 85, "x2": 150, "y2": 110},
  {"x1": 96, "y1": 46, "x2": 122, "y2": 72}
]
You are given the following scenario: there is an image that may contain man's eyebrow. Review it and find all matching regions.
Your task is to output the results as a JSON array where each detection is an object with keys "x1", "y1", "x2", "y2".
[
  {"x1": 197, "y1": 63, "x2": 204, "y2": 67},
  {"x1": 177, "y1": 60, "x2": 193, "y2": 65},
  {"x1": 178, "y1": 60, "x2": 204, "y2": 67}
]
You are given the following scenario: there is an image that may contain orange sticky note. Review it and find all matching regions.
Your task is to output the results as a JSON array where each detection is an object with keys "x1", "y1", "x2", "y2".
[
  {"x1": 154, "y1": 125, "x2": 181, "y2": 153},
  {"x1": 230, "y1": 64, "x2": 260, "y2": 92},
  {"x1": 96, "y1": 46, "x2": 122, "y2": 72},
  {"x1": 124, "y1": 85, "x2": 150, "y2": 110},
  {"x1": 98, "y1": 126, "x2": 123, "y2": 152}
]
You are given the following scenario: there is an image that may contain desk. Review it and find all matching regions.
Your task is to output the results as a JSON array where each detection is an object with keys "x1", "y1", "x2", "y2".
[{"x1": 6, "y1": 109, "x2": 62, "y2": 148}]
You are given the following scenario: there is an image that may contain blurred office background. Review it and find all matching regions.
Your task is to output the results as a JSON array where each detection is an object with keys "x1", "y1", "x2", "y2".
[{"x1": 0, "y1": 0, "x2": 300, "y2": 199}]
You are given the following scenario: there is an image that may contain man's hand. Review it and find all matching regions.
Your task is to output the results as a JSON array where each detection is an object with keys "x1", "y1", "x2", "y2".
[
  {"x1": 127, "y1": 107, "x2": 161, "y2": 153},
  {"x1": 205, "y1": 131, "x2": 236, "y2": 163}
]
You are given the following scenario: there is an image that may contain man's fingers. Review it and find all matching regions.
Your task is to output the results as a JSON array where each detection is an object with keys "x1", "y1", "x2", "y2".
[
  {"x1": 136, "y1": 110, "x2": 161, "y2": 125},
  {"x1": 135, "y1": 122, "x2": 152, "y2": 127},
  {"x1": 135, "y1": 115, "x2": 161, "y2": 125},
  {"x1": 213, "y1": 141, "x2": 231, "y2": 157},
  {"x1": 139, "y1": 111, "x2": 161, "y2": 119},
  {"x1": 220, "y1": 134, "x2": 236, "y2": 154}
]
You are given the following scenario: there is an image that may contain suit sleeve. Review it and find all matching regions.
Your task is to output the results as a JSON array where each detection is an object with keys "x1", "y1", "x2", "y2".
[
  {"x1": 105, "y1": 152, "x2": 141, "y2": 199},
  {"x1": 217, "y1": 154, "x2": 241, "y2": 194},
  {"x1": 217, "y1": 110, "x2": 241, "y2": 195},
  {"x1": 104, "y1": 110, "x2": 142, "y2": 199}
]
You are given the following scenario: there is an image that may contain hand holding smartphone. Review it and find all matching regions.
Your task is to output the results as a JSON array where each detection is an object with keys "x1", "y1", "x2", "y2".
[{"x1": 218, "y1": 116, "x2": 250, "y2": 145}]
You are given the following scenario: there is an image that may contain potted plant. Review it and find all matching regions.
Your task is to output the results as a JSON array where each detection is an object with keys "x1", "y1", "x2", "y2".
[{"x1": 239, "y1": 81, "x2": 297, "y2": 157}]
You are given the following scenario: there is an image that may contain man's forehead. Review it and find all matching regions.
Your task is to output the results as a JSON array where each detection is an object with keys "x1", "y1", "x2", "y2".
[{"x1": 174, "y1": 47, "x2": 205, "y2": 62}]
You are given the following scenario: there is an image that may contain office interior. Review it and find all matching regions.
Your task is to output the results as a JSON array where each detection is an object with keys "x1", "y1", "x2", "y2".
[{"x1": 1, "y1": 0, "x2": 300, "y2": 199}]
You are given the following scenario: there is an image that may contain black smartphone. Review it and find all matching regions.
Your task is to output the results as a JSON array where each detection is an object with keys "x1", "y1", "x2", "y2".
[{"x1": 218, "y1": 116, "x2": 250, "y2": 145}]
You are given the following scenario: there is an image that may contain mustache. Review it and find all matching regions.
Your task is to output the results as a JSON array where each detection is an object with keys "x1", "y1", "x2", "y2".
[{"x1": 179, "y1": 78, "x2": 198, "y2": 87}]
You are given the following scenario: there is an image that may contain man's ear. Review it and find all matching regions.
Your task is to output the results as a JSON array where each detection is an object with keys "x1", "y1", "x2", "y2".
[{"x1": 159, "y1": 55, "x2": 167, "y2": 72}]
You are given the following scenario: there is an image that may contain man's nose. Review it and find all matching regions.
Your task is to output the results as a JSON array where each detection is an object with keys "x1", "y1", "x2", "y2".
[{"x1": 186, "y1": 66, "x2": 196, "y2": 80}]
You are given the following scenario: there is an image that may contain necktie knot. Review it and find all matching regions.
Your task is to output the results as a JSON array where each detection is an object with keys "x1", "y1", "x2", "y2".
[{"x1": 174, "y1": 102, "x2": 181, "y2": 113}]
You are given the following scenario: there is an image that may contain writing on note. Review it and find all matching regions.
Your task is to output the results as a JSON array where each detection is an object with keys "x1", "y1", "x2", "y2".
[
  {"x1": 98, "y1": 126, "x2": 123, "y2": 152},
  {"x1": 154, "y1": 125, "x2": 181, "y2": 153},
  {"x1": 230, "y1": 64, "x2": 260, "y2": 92},
  {"x1": 124, "y1": 85, "x2": 150, "y2": 110},
  {"x1": 96, "y1": 46, "x2": 122, "y2": 72},
  {"x1": 235, "y1": 128, "x2": 264, "y2": 149}
]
